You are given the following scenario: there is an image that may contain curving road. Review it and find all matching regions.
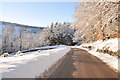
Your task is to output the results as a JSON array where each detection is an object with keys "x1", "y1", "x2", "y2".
[{"x1": 50, "y1": 48, "x2": 118, "y2": 78}]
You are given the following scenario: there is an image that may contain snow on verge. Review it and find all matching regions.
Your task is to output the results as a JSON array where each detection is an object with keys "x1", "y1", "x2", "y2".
[
  {"x1": 81, "y1": 38, "x2": 119, "y2": 52},
  {"x1": 0, "y1": 46, "x2": 71, "y2": 78}
]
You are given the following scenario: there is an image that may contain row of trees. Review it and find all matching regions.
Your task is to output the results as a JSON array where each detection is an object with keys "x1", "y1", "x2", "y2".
[
  {"x1": 73, "y1": 2, "x2": 119, "y2": 43},
  {"x1": 1, "y1": 24, "x2": 43, "y2": 54},
  {"x1": 1, "y1": 22, "x2": 75, "y2": 54}
]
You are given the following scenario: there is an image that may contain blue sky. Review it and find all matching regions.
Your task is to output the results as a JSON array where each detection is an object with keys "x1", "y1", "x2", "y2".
[{"x1": 1, "y1": 2, "x2": 76, "y2": 27}]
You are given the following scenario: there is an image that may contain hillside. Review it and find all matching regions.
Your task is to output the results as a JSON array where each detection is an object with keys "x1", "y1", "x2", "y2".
[{"x1": 0, "y1": 21, "x2": 44, "y2": 33}]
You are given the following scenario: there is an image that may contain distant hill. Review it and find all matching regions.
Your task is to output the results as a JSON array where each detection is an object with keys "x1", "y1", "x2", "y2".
[{"x1": 0, "y1": 21, "x2": 44, "y2": 33}]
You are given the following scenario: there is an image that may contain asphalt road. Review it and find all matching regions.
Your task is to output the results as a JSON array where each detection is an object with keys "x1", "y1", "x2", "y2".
[{"x1": 50, "y1": 48, "x2": 118, "y2": 78}]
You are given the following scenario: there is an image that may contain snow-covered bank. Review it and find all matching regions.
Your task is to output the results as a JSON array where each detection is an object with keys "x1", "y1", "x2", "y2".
[
  {"x1": 72, "y1": 38, "x2": 119, "y2": 71},
  {"x1": 82, "y1": 38, "x2": 119, "y2": 52},
  {"x1": 0, "y1": 46, "x2": 71, "y2": 78}
]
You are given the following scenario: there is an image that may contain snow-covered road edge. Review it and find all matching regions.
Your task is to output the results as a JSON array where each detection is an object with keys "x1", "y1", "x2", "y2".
[
  {"x1": 82, "y1": 47, "x2": 118, "y2": 71},
  {"x1": 1, "y1": 46, "x2": 71, "y2": 78},
  {"x1": 71, "y1": 45, "x2": 118, "y2": 71}
]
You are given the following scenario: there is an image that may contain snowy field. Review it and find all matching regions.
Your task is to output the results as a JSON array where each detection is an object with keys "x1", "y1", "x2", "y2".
[
  {"x1": 72, "y1": 38, "x2": 119, "y2": 71},
  {"x1": 0, "y1": 46, "x2": 71, "y2": 78}
]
